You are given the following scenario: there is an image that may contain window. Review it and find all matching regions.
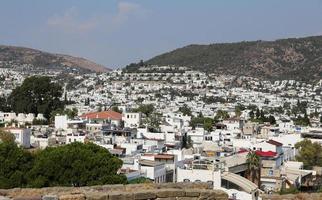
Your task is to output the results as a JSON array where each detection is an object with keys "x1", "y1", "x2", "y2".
[{"x1": 268, "y1": 170, "x2": 273, "y2": 176}]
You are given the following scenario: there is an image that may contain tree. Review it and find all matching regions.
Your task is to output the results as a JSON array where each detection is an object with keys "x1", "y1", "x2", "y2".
[
  {"x1": 203, "y1": 117, "x2": 214, "y2": 132},
  {"x1": 132, "y1": 104, "x2": 154, "y2": 117},
  {"x1": 249, "y1": 110, "x2": 255, "y2": 119},
  {"x1": 49, "y1": 108, "x2": 78, "y2": 123},
  {"x1": 179, "y1": 104, "x2": 192, "y2": 116},
  {"x1": 0, "y1": 96, "x2": 11, "y2": 112},
  {"x1": 27, "y1": 142, "x2": 126, "y2": 187},
  {"x1": 0, "y1": 142, "x2": 126, "y2": 189},
  {"x1": 0, "y1": 142, "x2": 34, "y2": 189},
  {"x1": 182, "y1": 133, "x2": 193, "y2": 149},
  {"x1": 235, "y1": 107, "x2": 242, "y2": 117},
  {"x1": 215, "y1": 110, "x2": 229, "y2": 120},
  {"x1": 144, "y1": 113, "x2": 162, "y2": 129},
  {"x1": 293, "y1": 114, "x2": 310, "y2": 126},
  {"x1": 295, "y1": 139, "x2": 322, "y2": 169},
  {"x1": 268, "y1": 115, "x2": 276, "y2": 125},
  {"x1": 246, "y1": 151, "x2": 260, "y2": 186},
  {"x1": 255, "y1": 108, "x2": 260, "y2": 119},
  {"x1": 8, "y1": 76, "x2": 64, "y2": 119},
  {"x1": 32, "y1": 118, "x2": 48, "y2": 125},
  {"x1": 111, "y1": 106, "x2": 122, "y2": 113}
]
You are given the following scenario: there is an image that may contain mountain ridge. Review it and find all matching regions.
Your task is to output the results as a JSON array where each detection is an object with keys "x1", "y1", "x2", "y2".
[
  {"x1": 144, "y1": 35, "x2": 322, "y2": 81},
  {"x1": 0, "y1": 45, "x2": 110, "y2": 73}
]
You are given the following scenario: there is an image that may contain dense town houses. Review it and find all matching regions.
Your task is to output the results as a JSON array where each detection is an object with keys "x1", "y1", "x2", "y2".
[{"x1": 1, "y1": 66, "x2": 322, "y2": 200}]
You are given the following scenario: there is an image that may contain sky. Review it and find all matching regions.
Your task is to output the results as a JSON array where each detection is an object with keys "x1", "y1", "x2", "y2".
[{"x1": 1, "y1": 0, "x2": 322, "y2": 68}]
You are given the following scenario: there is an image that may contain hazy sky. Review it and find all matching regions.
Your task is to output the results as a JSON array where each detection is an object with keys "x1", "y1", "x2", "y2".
[{"x1": 1, "y1": 0, "x2": 322, "y2": 68}]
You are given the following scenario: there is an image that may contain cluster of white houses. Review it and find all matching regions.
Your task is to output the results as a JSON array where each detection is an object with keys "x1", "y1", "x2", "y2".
[
  {"x1": 1, "y1": 67, "x2": 322, "y2": 200},
  {"x1": 1, "y1": 108, "x2": 322, "y2": 200}
]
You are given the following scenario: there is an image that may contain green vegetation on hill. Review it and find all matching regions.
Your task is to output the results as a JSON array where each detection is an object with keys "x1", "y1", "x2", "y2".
[
  {"x1": 143, "y1": 35, "x2": 322, "y2": 81},
  {"x1": 0, "y1": 138, "x2": 126, "y2": 189}
]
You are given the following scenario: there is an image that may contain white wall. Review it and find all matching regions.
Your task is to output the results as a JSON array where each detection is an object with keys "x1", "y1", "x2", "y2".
[
  {"x1": 55, "y1": 115, "x2": 68, "y2": 130},
  {"x1": 8, "y1": 128, "x2": 30, "y2": 148},
  {"x1": 177, "y1": 168, "x2": 221, "y2": 189}
]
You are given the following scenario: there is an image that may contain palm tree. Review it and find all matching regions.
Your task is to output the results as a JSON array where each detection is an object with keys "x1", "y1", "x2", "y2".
[{"x1": 246, "y1": 151, "x2": 260, "y2": 186}]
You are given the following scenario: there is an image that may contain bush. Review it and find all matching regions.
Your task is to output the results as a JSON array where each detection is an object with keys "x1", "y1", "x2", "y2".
[{"x1": 279, "y1": 187, "x2": 299, "y2": 195}]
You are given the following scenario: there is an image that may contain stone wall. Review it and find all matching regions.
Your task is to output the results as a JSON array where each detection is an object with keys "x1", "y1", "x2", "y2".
[
  {"x1": 262, "y1": 193, "x2": 322, "y2": 200},
  {"x1": 0, "y1": 183, "x2": 228, "y2": 200}
]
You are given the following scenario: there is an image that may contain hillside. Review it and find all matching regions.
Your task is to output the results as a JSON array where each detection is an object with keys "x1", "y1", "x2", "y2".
[
  {"x1": 145, "y1": 36, "x2": 322, "y2": 81},
  {"x1": 0, "y1": 45, "x2": 110, "y2": 73}
]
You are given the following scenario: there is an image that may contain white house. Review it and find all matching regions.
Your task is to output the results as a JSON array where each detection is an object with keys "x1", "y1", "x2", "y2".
[
  {"x1": 122, "y1": 112, "x2": 142, "y2": 128},
  {"x1": 6, "y1": 128, "x2": 31, "y2": 148}
]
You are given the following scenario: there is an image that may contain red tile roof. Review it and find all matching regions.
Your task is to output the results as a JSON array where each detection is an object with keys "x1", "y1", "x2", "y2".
[
  {"x1": 80, "y1": 110, "x2": 122, "y2": 120},
  {"x1": 266, "y1": 139, "x2": 283, "y2": 147},
  {"x1": 238, "y1": 149, "x2": 249, "y2": 154},
  {"x1": 255, "y1": 150, "x2": 277, "y2": 157}
]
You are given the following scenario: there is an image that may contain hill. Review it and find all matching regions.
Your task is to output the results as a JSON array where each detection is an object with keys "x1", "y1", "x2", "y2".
[
  {"x1": 144, "y1": 36, "x2": 322, "y2": 81},
  {"x1": 0, "y1": 45, "x2": 110, "y2": 73}
]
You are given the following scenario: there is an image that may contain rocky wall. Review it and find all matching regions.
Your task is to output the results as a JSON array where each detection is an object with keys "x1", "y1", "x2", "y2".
[{"x1": 0, "y1": 183, "x2": 228, "y2": 200}]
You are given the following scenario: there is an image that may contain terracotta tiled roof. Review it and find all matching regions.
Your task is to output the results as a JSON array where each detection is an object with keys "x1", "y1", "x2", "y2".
[
  {"x1": 255, "y1": 150, "x2": 277, "y2": 157},
  {"x1": 266, "y1": 139, "x2": 283, "y2": 146},
  {"x1": 80, "y1": 110, "x2": 122, "y2": 120}
]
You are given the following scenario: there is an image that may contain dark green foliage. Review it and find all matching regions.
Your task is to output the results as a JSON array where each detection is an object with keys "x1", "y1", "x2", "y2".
[
  {"x1": 279, "y1": 187, "x2": 299, "y2": 195},
  {"x1": 182, "y1": 133, "x2": 193, "y2": 149},
  {"x1": 292, "y1": 100, "x2": 308, "y2": 115},
  {"x1": 128, "y1": 177, "x2": 152, "y2": 184},
  {"x1": 0, "y1": 142, "x2": 34, "y2": 189},
  {"x1": 0, "y1": 142, "x2": 126, "y2": 188},
  {"x1": 49, "y1": 108, "x2": 78, "y2": 123},
  {"x1": 250, "y1": 108, "x2": 276, "y2": 124},
  {"x1": 32, "y1": 118, "x2": 48, "y2": 125},
  {"x1": 190, "y1": 116, "x2": 215, "y2": 131},
  {"x1": 111, "y1": 106, "x2": 122, "y2": 113},
  {"x1": 249, "y1": 110, "x2": 255, "y2": 119},
  {"x1": 124, "y1": 62, "x2": 141, "y2": 73},
  {"x1": 293, "y1": 112, "x2": 310, "y2": 126},
  {"x1": 295, "y1": 139, "x2": 322, "y2": 169},
  {"x1": 8, "y1": 76, "x2": 64, "y2": 119},
  {"x1": 246, "y1": 151, "x2": 260, "y2": 185},
  {"x1": 215, "y1": 110, "x2": 230, "y2": 120},
  {"x1": 0, "y1": 96, "x2": 11, "y2": 112},
  {"x1": 27, "y1": 142, "x2": 126, "y2": 187},
  {"x1": 179, "y1": 104, "x2": 192, "y2": 116},
  {"x1": 202, "y1": 96, "x2": 226, "y2": 104},
  {"x1": 144, "y1": 113, "x2": 162, "y2": 129},
  {"x1": 143, "y1": 36, "x2": 322, "y2": 81},
  {"x1": 132, "y1": 104, "x2": 155, "y2": 117}
]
